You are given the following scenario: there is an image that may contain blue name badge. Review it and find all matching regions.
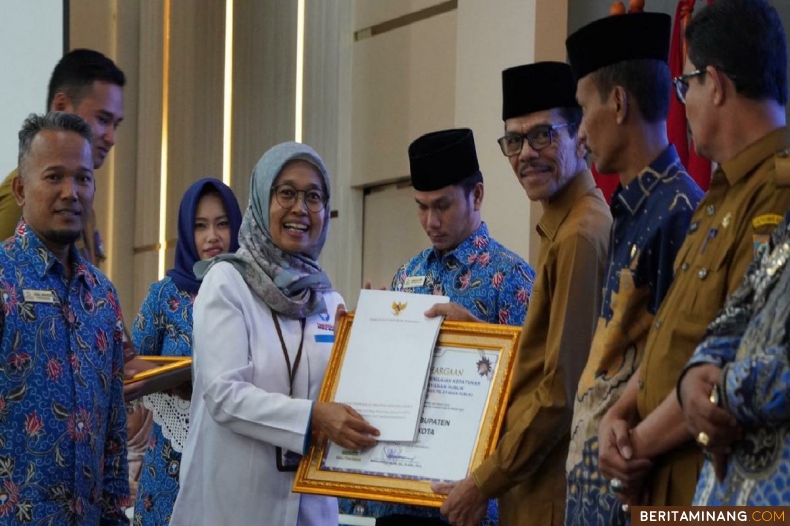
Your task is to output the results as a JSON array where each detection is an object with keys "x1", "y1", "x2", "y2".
[{"x1": 315, "y1": 334, "x2": 334, "y2": 343}]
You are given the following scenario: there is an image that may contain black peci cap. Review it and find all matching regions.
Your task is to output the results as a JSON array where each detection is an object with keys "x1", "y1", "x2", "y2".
[
  {"x1": 502, "y1": 62, "x2": 580, "y2": 121},
  {"x1": 566, "y1": 12, "x2": 671, "y2": 81},
  {"x1": 408, "y1": 128, "x2": 480, "y2": 191}
]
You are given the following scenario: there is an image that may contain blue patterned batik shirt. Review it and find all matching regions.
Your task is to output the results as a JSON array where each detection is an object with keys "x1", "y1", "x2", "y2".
[
  {"x1": 132, "y1": 277, "x2": 195, "y2": 526},
  {"x1": 391, "y1": 222, "x2": 534, "y2": 326},
  {"x1": 683, "y1": 211, "x2": 790, "y2": 506},
  {"x1": 340, "y1": 222, "x2": 533, "y2": 524},
  {"x1": 566, "y1": 146, "x2": 702, "y2": 526},
  {"x1": 0, "y1": 221, "x2": 130, "y2": 524}
]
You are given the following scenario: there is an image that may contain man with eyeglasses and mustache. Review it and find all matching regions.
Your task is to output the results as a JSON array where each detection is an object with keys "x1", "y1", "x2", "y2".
[
  {"x1": 434, "y1": 63, "x2": 611, "y2": 526},
  {"x1": 563, "y1": 12, "x2": 703, "y2": 525},
  {"x1": 585, "y1": 0, "x2": 790, "y2": 510}
]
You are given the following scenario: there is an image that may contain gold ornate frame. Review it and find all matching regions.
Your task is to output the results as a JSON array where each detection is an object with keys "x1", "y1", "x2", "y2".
[
  {"x1": 293, "y1": 313, "x2": 521, "y2": 507},
  {"x1": 123, "y1": 357, "x2": 192, "y2": 400},
  {"x1": 124, "y1": 356, "x2": 192, "y2": 384}
]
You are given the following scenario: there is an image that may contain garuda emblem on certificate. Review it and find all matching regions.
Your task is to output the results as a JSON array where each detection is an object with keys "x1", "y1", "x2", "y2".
[{"x1": 391, "y1": 301, "x2": 408, "y2": 316}]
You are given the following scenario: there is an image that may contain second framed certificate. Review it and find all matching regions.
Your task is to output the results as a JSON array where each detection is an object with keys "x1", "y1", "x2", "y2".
[{"x1": 293, "y1": 313, "x2": 521, "y2": 507}]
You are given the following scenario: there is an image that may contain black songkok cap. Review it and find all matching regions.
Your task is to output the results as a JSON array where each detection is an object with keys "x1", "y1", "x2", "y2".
[
  {"x1": 566, "y1": 12, "x2": 671, "y2": 81},
  {"x1": 501, "y1": 62, "x2": 579, "y2": 121},
  {"x1": 408, "y1": 128, "x2": 480, "y2": 192}
]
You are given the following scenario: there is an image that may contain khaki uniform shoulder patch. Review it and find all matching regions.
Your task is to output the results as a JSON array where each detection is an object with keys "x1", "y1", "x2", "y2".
[
  {"x1": 775, "y1": 148, "x2": 790, "y2": 187},
  {"x1": 753, "y1": 214, "x2": 783, "y2": 229}
]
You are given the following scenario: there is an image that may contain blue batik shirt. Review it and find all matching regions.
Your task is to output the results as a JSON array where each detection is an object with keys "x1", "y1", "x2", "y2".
[
  {"x1": 391, "y1": 222, "x2": 534, "y2": 326},
  {"x1": 132, "y1": 277, "x2": 195, "y2": 525},
  {"x1": 0, "y1": 221, "x2": 130, "y2": 524},
  {"x1": 340, "y1": 222, "x2": 533, "y2": 523},
  {"x1": 566, "y1": 146, "x2": 702, "y2": 526},
  {"x1": 683, "y1": 211, "x2": 790, "y2": 506}
]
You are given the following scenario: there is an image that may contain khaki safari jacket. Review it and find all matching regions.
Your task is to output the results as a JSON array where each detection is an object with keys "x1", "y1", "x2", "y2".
[
  {"x1": 473, "y1": 170, "x2": 612, "y2": 526},
  {"x1": 637, "y1": 128, "x2": 790, "y2": 505}
]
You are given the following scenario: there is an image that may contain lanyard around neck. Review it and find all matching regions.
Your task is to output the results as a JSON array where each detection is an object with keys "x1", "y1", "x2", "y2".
[{"x1": 271, "y1": 313, "x2": 306, "y2": 397}]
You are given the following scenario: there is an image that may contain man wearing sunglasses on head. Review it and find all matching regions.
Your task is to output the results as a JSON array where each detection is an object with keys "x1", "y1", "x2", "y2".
[
  {"x1": 588, "y1": 0, "x2": 790, "y2": 510},
  {"x1": 564, "y1": 12, "x2": 703, "y2": 525},
  {"x1": 434, "y1": 62, "x2": 611, "y2": 526}
]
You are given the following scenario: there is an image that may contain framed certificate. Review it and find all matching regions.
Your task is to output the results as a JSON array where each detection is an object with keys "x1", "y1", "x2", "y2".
[
  {"x1": 293, "y1": 313, "x2": 521, "y2": 507},
  {"x1": 123, "y1": 356, "x2": 192, "y2": 401}
]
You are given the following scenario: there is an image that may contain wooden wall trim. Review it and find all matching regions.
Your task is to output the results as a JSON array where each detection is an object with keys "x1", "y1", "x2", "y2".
[{"x1": 354, "y1": 0, "x2": 457, "y2": 41}]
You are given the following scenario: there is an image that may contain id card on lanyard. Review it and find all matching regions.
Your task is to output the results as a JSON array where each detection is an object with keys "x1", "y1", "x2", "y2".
[{"x1": 272, "y1": 313, "x2": 306, "y2": 472}]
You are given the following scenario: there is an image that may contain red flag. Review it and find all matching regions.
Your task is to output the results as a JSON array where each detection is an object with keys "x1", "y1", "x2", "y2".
[
  {"x1": 591, "y1": 166, "x2": 620, "y2": 204},
  {"x1": 668, "y1": 0, "x2": 691, "y2": 164},
  {"x1": 668, "y1": 0, "x2": 713, "y2": 191}
]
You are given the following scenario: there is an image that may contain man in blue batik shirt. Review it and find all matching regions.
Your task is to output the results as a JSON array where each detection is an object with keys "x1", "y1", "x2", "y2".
[
  {"x1": 0, "y1": 112, "x2": 129, "y2": 524},
  {"x1": 392, "y1": 128, "x2": 534, "y2": 327},
  {"x1": 340, "y1": 128, "x2": 534, "y2": 525}
]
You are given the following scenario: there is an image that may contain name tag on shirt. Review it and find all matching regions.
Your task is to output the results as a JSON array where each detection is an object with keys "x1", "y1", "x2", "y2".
[
  {"x1": 404, "y1": 276, "x2": 426, "y2": 288},
  {"x1": 23, "y1": 289, "x2": 56, "y2": 304}
]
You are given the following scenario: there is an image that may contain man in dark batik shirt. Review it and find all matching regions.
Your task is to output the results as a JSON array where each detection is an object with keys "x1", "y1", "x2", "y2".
[{"x1": 565, "y1": 12, "x2": 702, "y2": 525}]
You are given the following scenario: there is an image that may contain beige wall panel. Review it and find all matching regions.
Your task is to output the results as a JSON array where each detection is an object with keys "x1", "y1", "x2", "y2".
[
  {"x1": 69, "y1": 1, "x2": 115, "y2": 258},
  {"x1": 108, "y1": 0, "x2": 142, "y2": 322},
  {"x1": 132, "y1": 251, "x2": 160, "y2": 317},
  {"x1": 70, "y1": 0, "x2": 141, "y2": 321},
  {"x1": 135, "y1": 1, "x2": 164, "y2": 250},
  {"x1": 165, "y1": 246, "x2": 175, "y2": 275},
  {"x1": 351, "y1": 11, "x2": 456, "y2": 188},
  {"x1": 70, "y1": 0, "x2": 114, "y2": 50},
  {"x1": 354, "y1": 0, "x2": 446, "y2": 31},
  {"x1": 304, "y1": 0, "x2": 362, "y2": 301},
  {"x1": 362, "y1": 184, "x2": 427, "y2": 296},
  {"x1": 535, "y1": 0, "x2": 570, "y2": 62},
  {"x1": 304, "y1": 0, "x2": 342, "y2": 176},
  {"x1": 455, "y1": 0, "x2": 568, "y2": 266},
  {"x1": 455, "y1": 0, "x2": 536, "y2": 265},
  {"x1": 231, "y1": 0, "x2": 298, "y2": 208},
  {"x1": 133, "y1": 0, "x2": 166, "y2": 310},
  {"x1": 166, "y1": 1, "x2": 225, "y2": 241}
]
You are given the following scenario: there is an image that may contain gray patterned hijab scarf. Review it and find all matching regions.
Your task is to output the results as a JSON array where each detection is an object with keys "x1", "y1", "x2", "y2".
[{"x1": 195, "y1": 142, "x2": 333, "y2": 318}]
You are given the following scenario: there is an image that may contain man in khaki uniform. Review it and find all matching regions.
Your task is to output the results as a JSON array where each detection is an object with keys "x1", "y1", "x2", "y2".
[
  {"x1": 596, "y1": 0, "x2": 790, "y2": 507},
  {"x1": 0, "y1": 49, "x2": 124, "y2": 264},
  {"x1": 435, "y1": 62, "x2": 611, "y2": 526}
]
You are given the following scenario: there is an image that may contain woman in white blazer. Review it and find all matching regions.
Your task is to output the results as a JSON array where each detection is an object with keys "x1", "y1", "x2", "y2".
[{"x1": 170, "y1": 143, "x2": 379, "y2": 526}]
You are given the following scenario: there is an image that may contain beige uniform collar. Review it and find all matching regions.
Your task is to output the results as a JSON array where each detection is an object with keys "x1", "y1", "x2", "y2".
[
  {"x1": 537, "y1": 169, "x2": 597, "y2": 241},
  {"x1": 718, "y1": 127, "x2": 788, "y2": 186}
]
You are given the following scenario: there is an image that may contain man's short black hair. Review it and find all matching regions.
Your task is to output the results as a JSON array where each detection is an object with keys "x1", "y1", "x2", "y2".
[
  {"x1": 685, "y1": 0, "x2": 787, "y2": 105},
  {"x1": 458, "y1": 171, "x2": 483, "y2": 198},
  {"x1": 46, "y1": 49, "x2": 126, "y2": 109},
  {"x1": 555, "y1": 106, "x2": 583, "y2": 137},
  {"x1": 590, "y1": 59, "x2": 671, "y2": 123}
]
